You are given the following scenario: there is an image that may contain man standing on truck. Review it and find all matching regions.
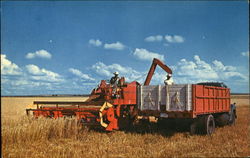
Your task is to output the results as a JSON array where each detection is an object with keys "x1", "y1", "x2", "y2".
[
  {"x1": 165, "y1": 73, "x2": 173, "y2": 110},
  {"x1": 164, "y1": 74, "x2": 174, "y2": 85}
]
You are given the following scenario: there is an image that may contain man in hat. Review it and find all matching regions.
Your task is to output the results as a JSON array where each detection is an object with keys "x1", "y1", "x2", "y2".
[
  {"x1": 110, "y1": 72, "x2": 120, "y2": 85},
  {"x1": 164, "y1": 73, "x2": 174, "y2": 85},
  {"x1": 165, "y1": 74, "x2": 173, "y2": 110},
  {"x1": 110, "y1": 72, "x2": 120, "y2": 98}
]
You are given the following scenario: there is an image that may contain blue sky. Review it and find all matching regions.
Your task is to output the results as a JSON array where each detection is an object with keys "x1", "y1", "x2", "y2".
[{"x1": 1, "y1": 1, "x2": 249, "y2": 95}]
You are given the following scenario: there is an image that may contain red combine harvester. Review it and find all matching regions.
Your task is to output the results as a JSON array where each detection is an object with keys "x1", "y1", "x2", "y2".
[{"x1": 26, "y1": 58, "x2": 236, "y2": 135}]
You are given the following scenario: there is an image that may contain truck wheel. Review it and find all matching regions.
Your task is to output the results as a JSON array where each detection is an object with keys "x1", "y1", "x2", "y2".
[
  {"x1": 215, "y1": 113, "x2": 230, "y2": 127},
  {"x1": 204, "y1": 115, "x2": 215, "y2": 135}
]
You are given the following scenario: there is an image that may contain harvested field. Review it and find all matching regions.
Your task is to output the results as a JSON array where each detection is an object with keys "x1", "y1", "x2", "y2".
[
  {"x1": 1, "y1": 95, "x2": 249, "y2": 157},
  {"x1": 231, "y1": 94, "x2": 249, "y2": 106}
]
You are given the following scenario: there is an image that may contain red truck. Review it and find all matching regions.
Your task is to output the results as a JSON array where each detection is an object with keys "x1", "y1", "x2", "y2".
[
  {"x1": 137, "y1": 82, "x2": 236, "y2": 135},
  {"x1": 26, "y1": 58, "x2": 236, "y2": 135}
]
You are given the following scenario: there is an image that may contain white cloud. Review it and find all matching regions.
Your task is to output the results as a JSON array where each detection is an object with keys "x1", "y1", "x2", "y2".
[
  {"x1": 133, "y1": 48, "x2": 165, "y2": 61},
  {"x1": 1, "y1": 54, "x2": 22, "y2": 75},
  {"x1": 174, "y1": 55, "x2": 248, "y2": 83},
  {"x1": 241, "y1": 51, "x2": 249, "y2": 57},
  {"x1": 222, "y1": 72, "x2": 247, "y2": 80},
  {"x1": 92, "y1": 62, "x2": 144, "y2": 82},
  {"x1": 178, "y1": 61, "x2": 214, "y2": 80},
  {"x1": 69, "y1": 68, "x2": 95, "y2": 81},
  {"x1": 104, "y1": 42, "x2": 125, "y2": 50},
  {"x1": 89, "y1": 39, "x2": 102, "y2": 47},
  {"x1": 26, "y1": 64, "x2": 63, "y2": 82},
  {"x1": 8, "y1": 79, "x2": 30, "y2": 86},
  {"x1": 211, "y1": 60, "x2": 247, "y2": 81},
  {"x1": 1, "y1": 74, "x2": 63, "y2": 95},
  {"x1": 212, "y1": 60, "x2": 226, "y2": 71},
  {"x1": 212, "y1": 60, "x2": 236, "y2": 71},
  {"x1": 92, "y1": 62, "x2": 112, "y2": 77},
  {"x1": 26, "y1": 50, "x2": 52, "y2": 59},
  {"x1": 194, "y1": 55, "x2": 214, "y2": 72},
  {"x1": 144, "y1": 34, "x2": 184, "y2": 44},
  {"x1": 176, "y1": 56, "x2": 218, "y2": 80},
  {"x1": 26, "y1": 64, "x2": 43, "y2": 75},
  {"x1": 145, "y1": 35, "x2": 163, "y2": 42},
  {"x1": 165, "y1": 35, "x2": 184, "y2": 43},
  {"x1": 30, "y1": 75, "x2": 62, "y2": 82},
  {"x1": 1, "y1": 54, "x2": 67, "y2": 95}
]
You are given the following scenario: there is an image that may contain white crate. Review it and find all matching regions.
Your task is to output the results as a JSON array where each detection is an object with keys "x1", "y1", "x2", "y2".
[{"x1": 137, "y1": 84, "x2": 192, "y2": 112}]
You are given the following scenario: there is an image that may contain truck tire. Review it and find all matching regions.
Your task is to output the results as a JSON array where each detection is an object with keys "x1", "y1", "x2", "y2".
[
  {"x1": 215, "y1": 113, "x2": 230, "y2": 127},
  {"x1": 204, "y1": 115, "x2": 215, "y2": 135}
]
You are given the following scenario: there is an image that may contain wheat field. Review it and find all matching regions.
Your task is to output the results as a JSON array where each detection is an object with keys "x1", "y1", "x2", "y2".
[{"x1": 1, "y1": 95, "x2": 249, "y2": 157}]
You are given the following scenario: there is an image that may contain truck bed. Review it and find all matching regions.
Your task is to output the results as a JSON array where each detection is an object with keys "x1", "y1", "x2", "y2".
[{"x1": 137, "y1": 84, "x2": 230, "y2": 118}]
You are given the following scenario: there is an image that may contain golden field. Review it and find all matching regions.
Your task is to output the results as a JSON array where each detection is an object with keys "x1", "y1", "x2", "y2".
[
  {"x1": 231, "y1": 94, "x2": 250, "y2": 105},
  {"x1": 1, "y1": 95, "x2": 249, "y2": 158}
]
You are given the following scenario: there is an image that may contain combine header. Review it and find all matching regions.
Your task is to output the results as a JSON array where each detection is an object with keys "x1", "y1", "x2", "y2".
[
  {"x1": 26, "y1": 78, "x2": 138, "y2": 131},
  {"x1": 26, "y1": 58, "x2": 236, "y2": 135}
]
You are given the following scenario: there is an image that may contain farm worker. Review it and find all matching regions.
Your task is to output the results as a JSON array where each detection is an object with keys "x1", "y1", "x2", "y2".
[
  {"x1": 230, "y1": 103, "x2": 237, "y2": 118},
  {"x1": 110, "y1": 72, "x2": 120, "y2": 85},
  {"x1": 232, "y1": 103, "x2": 237, "y2": 118},
  {"x1": 164, "y1": 73, "x2": 174, "y2": 85},
  {"x1": 165, "y1": 74, "x2": 173, "y2": 111},
  {"x1": 110, "y1": 72, "x2": 120, "y2": 98}
]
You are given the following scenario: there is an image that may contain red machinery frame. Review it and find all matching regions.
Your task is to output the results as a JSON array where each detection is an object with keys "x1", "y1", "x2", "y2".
[
  {"x1": 26, "y1": 79, "x2": 139, "y2": 131},
  {"x1": 144, "y1": 58, "x2": 172, "y2": 86}
]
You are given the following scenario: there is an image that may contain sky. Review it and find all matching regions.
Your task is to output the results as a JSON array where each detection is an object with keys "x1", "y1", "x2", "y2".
[{"x1": 1, "y1": 1, "x2": 249, "y2": 95}]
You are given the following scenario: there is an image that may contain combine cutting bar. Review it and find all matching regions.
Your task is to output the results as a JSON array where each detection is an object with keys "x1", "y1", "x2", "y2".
[
  {"x1": 33, "y1": 101, "x2": 104, "y2": 105},
  {"x1": 26, "y1": 101, "x2": 104, "y2": 125}
]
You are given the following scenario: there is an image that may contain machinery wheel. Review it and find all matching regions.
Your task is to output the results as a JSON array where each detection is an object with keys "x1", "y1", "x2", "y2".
[{"x1": 204, "y1": 115, "x2": 215, "y2": 135}]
